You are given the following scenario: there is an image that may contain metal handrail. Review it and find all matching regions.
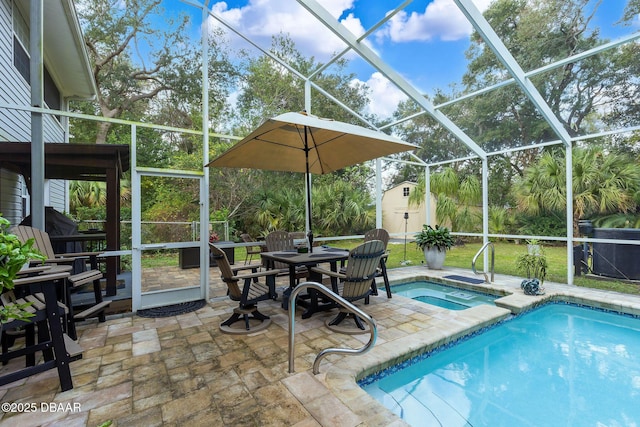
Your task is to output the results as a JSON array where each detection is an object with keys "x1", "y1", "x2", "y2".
[
  {"x1": 472, "y1": 241, "x2": 495, "y2": 283},
  {"x1": 288, "y1": 281, "x2": 377, "y2": 374}
]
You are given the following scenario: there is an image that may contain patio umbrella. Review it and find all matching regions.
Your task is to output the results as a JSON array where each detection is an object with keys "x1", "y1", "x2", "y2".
[{"x1": 206, "y1": 111, "x2": 417, "y2": 246}]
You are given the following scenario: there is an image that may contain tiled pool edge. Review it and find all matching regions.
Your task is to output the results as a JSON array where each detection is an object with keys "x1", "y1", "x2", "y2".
[
  {"x1": 322, "y1": 267, "x2": 640, "y2": 427},
  {"x1": 324, "y1": 304, "x2": 512, "y2": 426}
]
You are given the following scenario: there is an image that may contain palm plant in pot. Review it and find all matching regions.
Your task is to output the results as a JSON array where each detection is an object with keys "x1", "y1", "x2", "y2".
[
  {"x1": 516, "y1": 247, "x2": 548, "y2": 295},
  {"x1": 0, "y1": 214, "x2": 45, "y2": 327},
  {"x1": 415, "y1": 224, "x2": 454, "y2": 269}
]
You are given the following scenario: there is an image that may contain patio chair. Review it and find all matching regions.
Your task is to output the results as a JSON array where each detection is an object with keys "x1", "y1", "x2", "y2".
[
  {"x1": 288, "y1": 231, "x2": 306, "y2": 240},
  {"x1": 364, "y1": 228, "x2": 392, "y2": 299},
  {"x1": 338, "y1": 228, "x2": 391, "y2": 298},
  {"x1": 1, "y1": 273, "x2": 83, "y2": 368},
  {"x1": 9, "y1": 226, "x2": 110, "y2": 328},
  {"x1": 311, "y1": 239, "x2": 385, "y2": 330},
  {"x1": 211, "y1": 244, "x2": 279, "y2": 334},
  {"x1": 240, "y1": 233, "x2": 263, "y2": 265},
  {"x1": 1, "y1": 290, "x2": 43, "y2": 367},
  {"x1": 264, "y1": 231, "x2": 308, "y2": 281}
]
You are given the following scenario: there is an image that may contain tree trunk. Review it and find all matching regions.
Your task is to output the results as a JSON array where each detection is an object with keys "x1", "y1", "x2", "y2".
[
  {"x1": 95, "y1": 104, "x2": 119, "y2": 144},
  {"x1": 95, "y1": 121, "x2": 111, "y2": 144}
]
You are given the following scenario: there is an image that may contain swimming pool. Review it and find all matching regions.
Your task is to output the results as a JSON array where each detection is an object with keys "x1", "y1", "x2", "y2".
[
  {"x1": 361, "y1": 304, "x2": 640, "y2": 426},
  {"x1": 391, "y1": 280, "x2": 498, "y2": 310}
]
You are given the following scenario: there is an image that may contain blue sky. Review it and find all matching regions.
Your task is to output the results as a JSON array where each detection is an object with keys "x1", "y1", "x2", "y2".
[{"x1": 166, "y1": 0, "x2": 637, "y2": 118}]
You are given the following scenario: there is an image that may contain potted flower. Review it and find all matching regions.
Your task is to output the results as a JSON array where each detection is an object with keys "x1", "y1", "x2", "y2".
[
  {"x1": 0, "y1": 214, "x2": 45, "y2": 327},
  {"x1": 415, "y1": 224, "x2": 454, "y2": 269},
  {"x1": 516, "y1": 247, "x2": 548, "y2": 295}
]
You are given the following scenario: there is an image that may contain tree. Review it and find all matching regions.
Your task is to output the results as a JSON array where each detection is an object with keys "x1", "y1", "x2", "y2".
[
  {"x1": 409, "y1": 167, "x2": 482, "y2": 232},
  {"x1": 220, "y1": 34, "x2": 375, "y2": 237},
  {"x1": 246, "y1": 176, "x2": 375, "y2": 237},
  {"x1": 454, "y1": 1, "x2": 631, "y2": 205},
  {"x1": 514, "y1": 147, "x2": 640, "y2": 235},
  {"x1": 73, "y1": 0, "x2": 207, "y2": 143},
  {"x1": 396, "y1": 0, "x2": 639, "y2": 221},
  {"x1": 392, "y1": 92, "x2": 473, "y2": 168},
  {"x1": 235, "y1": 34, "x2": 369, "y2": 131},
  {"x1": 70, "y1": 0, "x2": 242, "y2": 233},
  {"x1": 464, "y1": 0, "x2": 612, "y2": 135},
  {"x1": 69, "y1": 181, "x2": 107, "y2": 212}
]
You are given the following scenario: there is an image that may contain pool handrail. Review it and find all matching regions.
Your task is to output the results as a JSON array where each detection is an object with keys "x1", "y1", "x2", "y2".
[
  {"x1": 288, "y1": 281, "x2": 377, "y2": 374},
  {"x1": 472, "y1": 241, "x2": 495, "y2": 283}
]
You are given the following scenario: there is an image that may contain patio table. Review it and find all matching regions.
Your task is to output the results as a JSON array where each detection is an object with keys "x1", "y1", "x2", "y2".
[{"x1": 261, "y1": 246, "x2": 349, "y2": 318}]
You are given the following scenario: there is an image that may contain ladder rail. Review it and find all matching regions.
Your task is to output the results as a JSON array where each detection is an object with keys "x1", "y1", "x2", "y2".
[
  {"x1": 288, "y1": 281, "x2": 377, "y2": 374},
  {"x1": 472, "y1": 241, "x2": 495, "y2": 283}
]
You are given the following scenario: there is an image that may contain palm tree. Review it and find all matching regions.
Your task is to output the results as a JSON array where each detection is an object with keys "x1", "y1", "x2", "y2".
[
  {"x1": 409, "y1": 167, "x2": 482, "y2": 231},
  {"x1": 254, "y1": 187, "x2": 304, "y2": 233},
  {"x1": 514, "y1": 147, "x2": 640, "y2": 235},
  {"x1": 252, "y1": 179, "x2": 374, "y2": 236},
  {"x1": 69, "y1": 181, "x2": 107, "y2": 212},
  {"x1": 313, "y1": 180, "x2": 374, "y2": 235}
]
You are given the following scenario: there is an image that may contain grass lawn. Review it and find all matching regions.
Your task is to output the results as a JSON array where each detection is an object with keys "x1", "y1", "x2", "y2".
[
  {"x1": 396, "y1": 240, "x2": 640, "y2": 295},
  {"x1": 142, "y1": 239, "x2": 640, "y2": 296}
]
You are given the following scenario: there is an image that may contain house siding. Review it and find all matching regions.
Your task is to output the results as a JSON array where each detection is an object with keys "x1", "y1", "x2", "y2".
[
  {"x1": 47, "y1": 179, "x2": 67, "y2": 213},
  {"x1": 0, "y1": 0, "x2": 69, "y2": 222},
  {"x1": 0, "y1": 167, "x2": 22, "y2": 226}
]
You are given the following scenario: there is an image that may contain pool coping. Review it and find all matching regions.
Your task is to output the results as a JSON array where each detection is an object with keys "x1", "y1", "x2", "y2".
[{"x1": 321, "y1": 266, "x2": 640, "y2": 426}]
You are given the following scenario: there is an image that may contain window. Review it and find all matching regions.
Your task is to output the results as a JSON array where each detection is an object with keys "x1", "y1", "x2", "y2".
[
  {"x1": 12, "y1": 4, "x2": 30, "y2": 83},
  {"x1": 12, "y1": 2, "x2": 61, "y2": 114},
  {"x1": 43, "y1": 67, "x2": 61, "y2": 111},
  {"x1": 403, "y1": 187, "x2": 410, "y2": 197}
]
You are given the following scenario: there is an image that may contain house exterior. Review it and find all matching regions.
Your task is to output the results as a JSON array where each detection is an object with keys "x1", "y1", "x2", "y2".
[
  {"x1": 0, "y1": 0, "x2": 95, "y2": 225},
  {"x1": 381, "y1": 181, "x2": 436, "y2": 236}
]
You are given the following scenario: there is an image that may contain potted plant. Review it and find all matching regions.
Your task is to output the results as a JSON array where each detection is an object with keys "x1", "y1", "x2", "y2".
[
  {"x1": 526, "y1": 238, "x2": 541, "y2": 255},
  {"x1": 415, "y1": 224, "x2": 454, "y2": 269},
  {"x1": 516, "y1": 247, "x2": 548, "y2": 295},
  {"x1": 0, "y1": 214, "x2": 45, "y2": 327}
]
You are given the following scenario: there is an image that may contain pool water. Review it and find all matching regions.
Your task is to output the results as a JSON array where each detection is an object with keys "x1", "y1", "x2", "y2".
[
  {"x1": 391, "y1": 281, "x2": 498, "y2": 310},
  {"x1": 361, "y1": 304, "x2": 640, "y2": 426}
]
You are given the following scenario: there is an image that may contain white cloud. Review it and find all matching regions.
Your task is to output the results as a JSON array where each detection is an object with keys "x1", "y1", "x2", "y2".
[
  {"x1": 210, "y1": 0, "x2": 365, "y2": 58},
  {"x1": 380, "y1": 0, "x2": 492, "y2": 43},
  {"x1": 354, "y1": 72, "x2": 408, "y2": 119}
]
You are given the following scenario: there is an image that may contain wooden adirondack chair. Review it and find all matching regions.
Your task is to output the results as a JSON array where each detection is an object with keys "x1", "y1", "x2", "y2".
[
  {"x1": 9, "y1": 226, "x2": 111, "y2": 326},
  {"x1": 364, "y1": 228, "x2": 392, "y2": 298},
  {"x1": 311, "y1": 239, "x2": 385, "y2": 329},
  {"x1": 264, "y1": 230, "x2": 308, "y2": 282}
]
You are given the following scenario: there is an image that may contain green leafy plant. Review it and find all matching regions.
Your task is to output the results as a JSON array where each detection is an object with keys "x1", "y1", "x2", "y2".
[
  {"x1": 516, "y1": 251, "x2": 548, "y2": 283},
  {"x1": 415, "y1": 225, "x2": 455, "y2": 251},
  {"x1": 0, "y1": 214, "x2": 45, "y2": 325}
]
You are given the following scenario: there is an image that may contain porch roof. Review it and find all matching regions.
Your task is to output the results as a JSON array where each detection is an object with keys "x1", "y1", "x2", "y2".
[{"x1": 0, "y1": 142, "x2": 130, "y2": 181}]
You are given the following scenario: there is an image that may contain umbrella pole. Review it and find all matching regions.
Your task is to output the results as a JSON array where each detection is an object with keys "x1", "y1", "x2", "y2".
[{"x1": 305, "y1": 127, "x2": 313, "y2": 252}]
